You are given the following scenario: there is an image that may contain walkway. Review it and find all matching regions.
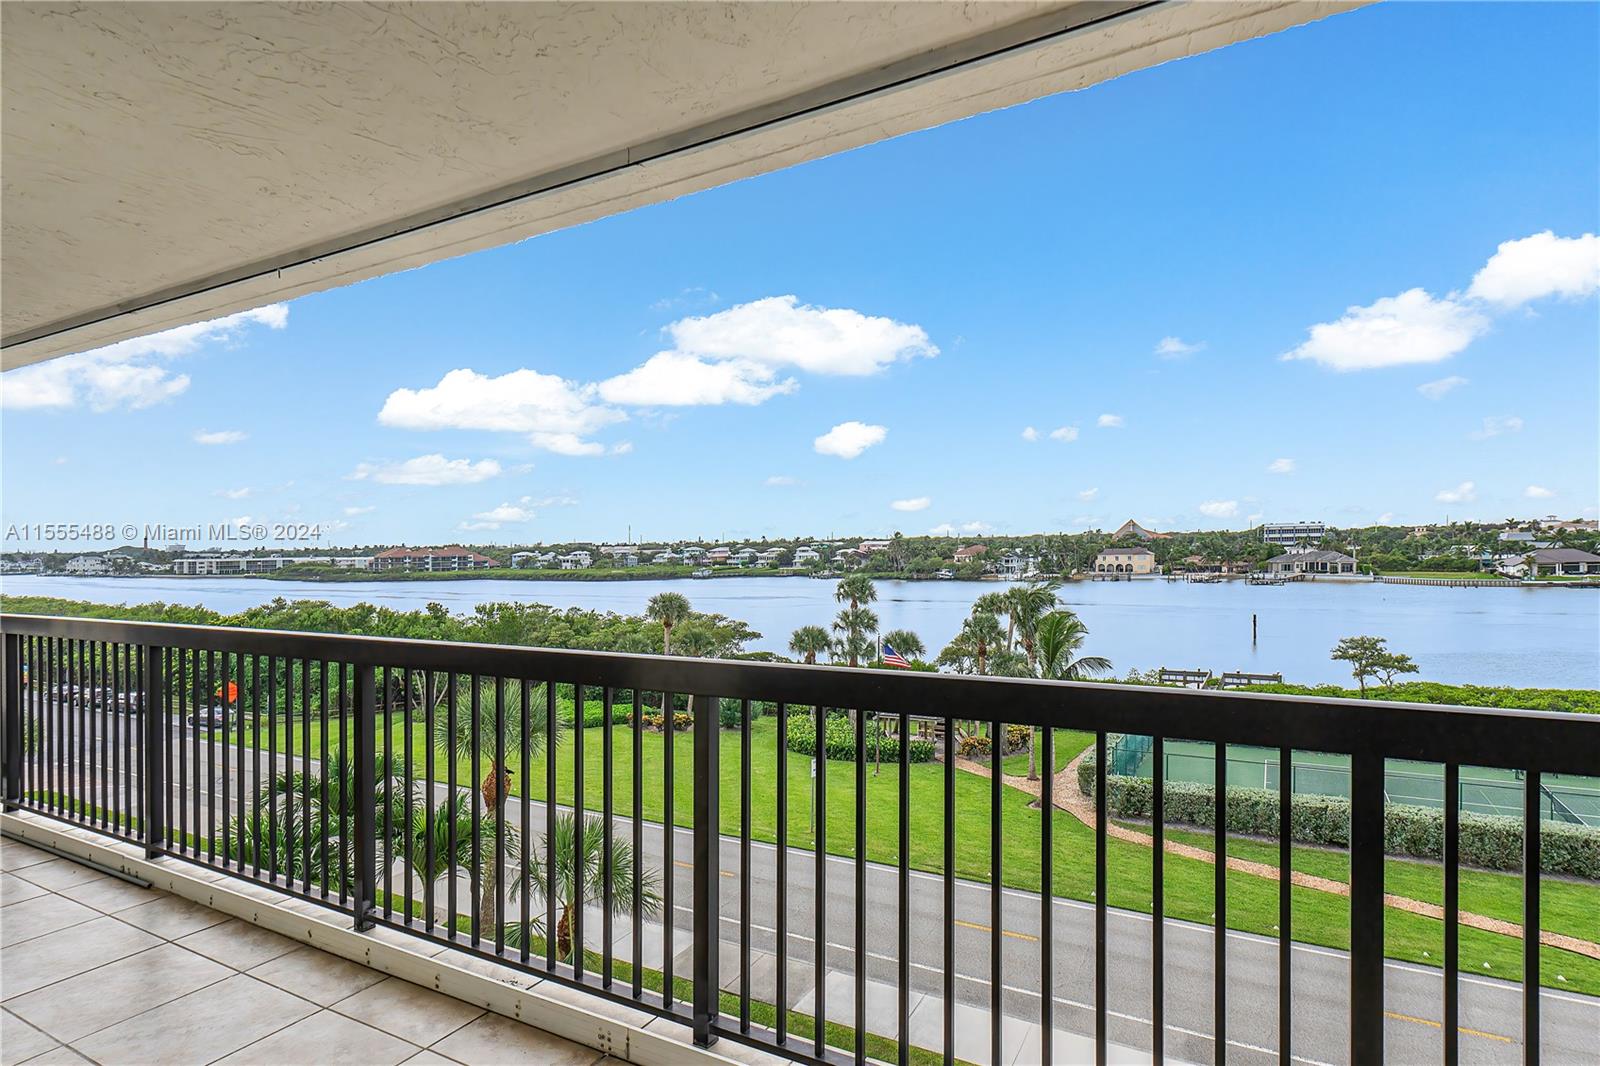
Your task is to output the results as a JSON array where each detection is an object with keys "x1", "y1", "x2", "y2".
[{"x1": 954, "y1": 751, "x2": 1600, "y2": 962}]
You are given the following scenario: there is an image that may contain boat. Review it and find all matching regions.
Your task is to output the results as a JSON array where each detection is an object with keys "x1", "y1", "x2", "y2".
[{"x1": 691, "y1": 567, "x2": 713, "y2": 578}]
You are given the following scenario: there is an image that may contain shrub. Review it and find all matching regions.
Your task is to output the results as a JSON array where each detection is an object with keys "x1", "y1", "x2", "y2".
[
  {"x1": 637, "y1": 710, "x2": 692, "y2": 732},
  {"x1": 784, "y1": 713, "x2": 933, "y2": 763},
  {"x1": 1004, "y1": 724, "x2": 1032, "y2": 753},
  {"x1": 719, "y1": 700, "x2": 742, "y2": 730},
  {"x1": 1078, "y1": 766, "x2": 1600, "y2": 879},
  {"x1": 563, "y1": 701, "x2": 629, "y2": 728},
  {"x1": 958, "y1": 735, "x2": 991, "y2": 760}
]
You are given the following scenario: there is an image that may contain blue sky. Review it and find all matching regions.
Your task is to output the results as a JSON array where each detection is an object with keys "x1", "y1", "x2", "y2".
[{"x1": 3, "y1": 2, "x2": 1597, "y2": 550}]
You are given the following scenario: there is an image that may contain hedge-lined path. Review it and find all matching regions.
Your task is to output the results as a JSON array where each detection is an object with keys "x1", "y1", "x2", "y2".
[{"x1": 953, "y1": 751, "x2": 1600, "y2": 962}]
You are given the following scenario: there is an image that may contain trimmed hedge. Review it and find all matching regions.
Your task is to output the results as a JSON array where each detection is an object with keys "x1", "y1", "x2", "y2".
[
  {"x1": 1077, "y1": 755, "x2": 1599, "y2": 879},
  {"x1": 784, "y1": 713, "x2": 935, "y2": 763}
]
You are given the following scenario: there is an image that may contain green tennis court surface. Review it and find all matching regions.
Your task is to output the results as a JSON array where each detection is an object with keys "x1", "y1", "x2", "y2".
[{"x1": 1109, "y1": 737, "x2": 1600, "y2": 827}]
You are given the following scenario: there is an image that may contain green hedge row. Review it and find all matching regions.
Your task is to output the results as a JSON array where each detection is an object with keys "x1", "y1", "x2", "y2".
[
  {"x1": 784, "y1": 713, "x2": 936, "y2": 763},
  {"x1": 1077, "y1": 757, "x2": 1600, "y2": 879}
]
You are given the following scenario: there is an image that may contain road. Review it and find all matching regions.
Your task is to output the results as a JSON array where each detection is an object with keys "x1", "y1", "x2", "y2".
[{"x1": 19, "y1": 714, "x2": 1599, "y2": 1065}]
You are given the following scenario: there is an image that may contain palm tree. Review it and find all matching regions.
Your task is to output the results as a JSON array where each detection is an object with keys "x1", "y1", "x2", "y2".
[
  {"x1": 973, "y1": 591, "x2": 1012, "y2": 651},
  {"x1": 832, "y1": 604, "x2": 879, "y2": 668},
  {"x1": 1034, "y1": 610, "x2": 1112, "y2": 682},
  {"x1": 645, "y1": 592, "x2": 692, "y2": 656},
  {"x1": 520, "y1": 813, "x2": 661, "y2": 961},
  {"x1": 1006, "y1": 581, "x2": 1062, "y2": 779},
  {"x1": 431, "y1": 679, "x2": 561, "y2": 928},
  {"x1": 880, "y1": 628, "x2": 925, "y2": 663},
  {"x1": 788, "y1": 625, "x2": 832, "y2": 665},
  {"x1": 671, "y1": 622, "x2": 719, "y2": 659},
  {"x1": 835, "y1": 574, "x2": 877, "y2": 613}
]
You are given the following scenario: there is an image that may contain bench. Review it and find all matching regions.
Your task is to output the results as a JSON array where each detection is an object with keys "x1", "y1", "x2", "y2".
[
  {"x1": 1221, "y1": 671, "x2": 1283, "y2": 688},
  {"x1": 1158, "y1": 668, "x2": 1212, "y2": 689}
]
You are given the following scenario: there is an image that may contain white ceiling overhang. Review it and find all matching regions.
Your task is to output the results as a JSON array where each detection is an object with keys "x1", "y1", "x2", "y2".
[{"x1": 1, "y1": 1, "x2": 1362, "y2": 368}]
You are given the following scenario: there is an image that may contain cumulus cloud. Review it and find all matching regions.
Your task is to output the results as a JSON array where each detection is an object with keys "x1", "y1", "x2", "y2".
[
  {"x1": 1049, "y1": 426, "x2": 1079, "y2": 442},
  {"x1": 1198, "y1": 500, "x2": 1239, "y2": 519},
  {"x1": 467, "y1": 498, "x2": 541, "y2": 527},
  {"x1": 598, "y1": 295, "x2": 934, "y2": 408},
  {"x1": 1, "y1": 304, "x2": 286, "y2": 411},
  {"x1": 1282, "y1": 289, "x2": 1489, "y2": 371},
  {"x1": 1267, "y1": 458, "x2": 1296, "y2": 475},
  {"x1": 379, "y1": 368, "x2": 625, "y2": 456},
  {"x1": 1525, "y1": 485, "x2": 1555, "y2": 499},
  {"x1": 1435, "y1": 481, "x2": 1477, "y2": 504},
  {"x1": 1467, "y1": 231, "x2": 1600, "y2": 308},
  {"x1": 194, "y1": 429, "x2": 247, "y2": 445},
  {"x1": 928, "y1": 520, "x2": 993, "y2": 536},
  {"x1": 1470, "y1": 415, "x2": 1524, "y2": 440},
  {"x1": 1097, "y1": 414, "x2": 1124, "y2": 428},
  {"x1": 1418, "y1": 375, "x2": 1468, "y2": 400},
  {"x1": 891, "y1": 497, "x2": 931, "y2": 512},
  {"x1": 1079, "y1": 488, "x2": 1099, "y2": 501},
  {"x1": 814, "y1": 421, "x2": 886, "y2": 459},
  {"x1": 1021, "y1": 426, "x2": 1039, "y2": 442},
  {"x1": 1155, "y1": 336, "x2": 1205, "y2": 359},
  {"x1": 348, "y1": 454, "x2": 503, "y2": 486}
]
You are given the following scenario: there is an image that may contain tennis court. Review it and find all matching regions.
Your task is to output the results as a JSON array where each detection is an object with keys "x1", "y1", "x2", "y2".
[{"x1": 1109, "y1": 736, "x2": 1600, "y2": 827}]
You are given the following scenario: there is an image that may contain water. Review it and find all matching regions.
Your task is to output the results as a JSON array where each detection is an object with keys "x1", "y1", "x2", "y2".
[{"x1": 4, "y1": 574, "x2": 1596, "y2": 689}]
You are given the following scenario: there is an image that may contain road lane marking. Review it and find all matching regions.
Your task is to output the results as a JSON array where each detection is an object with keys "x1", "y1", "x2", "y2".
[
  {"x1": 1383, "y1": 1010, "x2": 1515, "y2": 1044},
  {"x1": 952, "y1": 917, "x2": 1038, "y2": 942}
]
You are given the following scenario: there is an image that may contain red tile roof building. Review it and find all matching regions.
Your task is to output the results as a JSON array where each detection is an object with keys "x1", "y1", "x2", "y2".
[{"x1": 371, "y1": 546, "x2": 499, "y2": 571}]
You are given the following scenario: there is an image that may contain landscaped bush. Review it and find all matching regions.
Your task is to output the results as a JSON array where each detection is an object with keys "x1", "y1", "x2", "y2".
[
  {"x1": 719, "y1": 700, "x2": 742, "y2": 730},
  {"x1": 1247, "y1": 681, "x2": 1600, "y2": 715},
  {"x1": 784, "y1": 713, "x2": 934, "y2": 763},
  {"x1": 637, "y1": 710, "x2": 692, "y2": 732},
  {"x1": 957, "y1": 735, "x2": 991, "y2": 760},
  {"x1": 1076, "y1": 758, "x2": 1600, "y2": 879},
  {"x1": 561, "y1": 701, "x2": 630, "y2": 727},
  {"x1": 1004, "y1": 724, "x2": 1032, "y2": 753}
]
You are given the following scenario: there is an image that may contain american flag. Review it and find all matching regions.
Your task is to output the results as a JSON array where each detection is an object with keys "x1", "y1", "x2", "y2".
[{"x1": 881, "y1": 643, "x2": 911, "y2": 669}]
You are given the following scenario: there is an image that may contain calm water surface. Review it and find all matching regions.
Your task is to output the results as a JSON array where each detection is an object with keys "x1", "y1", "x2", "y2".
[{"x1": 5, "y1": 574, "x2": 1596, "y2": 689}]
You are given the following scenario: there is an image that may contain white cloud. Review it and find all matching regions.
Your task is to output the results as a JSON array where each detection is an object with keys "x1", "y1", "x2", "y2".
[
  {"x1": 343, "y1": 505, "x2": 376, "y2": 516},
  {"x1": 1198, "y1": 500, "x2": 1239, "y2": 519},
  {"x1": 1267, "y1": 458, "x2": 1296, "y2": 475},
  {"x1": 1470, "y1": 415, "x2": 1523, "y2": 440},
  {"x1": 891, "y1": 497, "x2": 931, "y2": 512},
  {"x1": 1377, "y1": 512, "x2": 1396, "y2": 524},
  {"x1": 1155, "y1": 336, "x2": 1205, "y2": 359},
  {"x1": 814, "y1": 421, "x2": 886, "y2": 459},
  {"x1": 1, "y1": 304, "x2": 286, "y2": 411},
  {"x1": 457, "y1": 520, "x2": 500, "y2": 532},
  {"x1": 1021, "y1": 426, "x2": 1039, "y2": 442},
  {"x1": 471, "y1": 500, "x2": 537, "y2": 524},
  {"x1": 1097, "y1": 414, "x2": 1124, "y2": 428},
  {"x1": 1418, "y1": 375, "x2": 1468, "y2": 400},
  {"x1": 1078, "y1": 488, "x2": 1099, "y2": 501},
  {"x1": 597, "y1": 352, "x2": 797, "y2": 407},
  {"x1": 1281, "y1": 288, "x2": 1488, "y2": 371},
  {"x1": 765, "y1": 475, "x2": 799, "y2": 487},
  {"x1": 1435, "y1": 481, "x2": 1477, "y2": 504},
  {"x1": 1467, "y1": 231, "x2": 1600, "y2": 308},
  {"x1": 194, "y1": 429, "x2": 247, "y2": 445},
  {"x1": 348, "y1": 454, "x2": 503, "y2": 486},
  {"x1": 216, "y1": 487, "x2": 252, "y2": 500},
  {"x1": 928, "y1": 520, "x2": 993, "y2": 536},
  {"x1": 1048, "y1": 426, "x2": 1079, "y2": 442},
  {"x1": 1525, "y1": 485, "x2": 1556, "y2": 500},
  {"x1": 379, "y1": 368, "x2": 624, "y2": 456}
]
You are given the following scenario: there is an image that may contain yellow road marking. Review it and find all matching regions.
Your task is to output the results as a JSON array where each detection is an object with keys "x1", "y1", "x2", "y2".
[
  {"x1": 953, "y1": 918, "x2": 1037, "y2": 942},
  {"x1": 1383, "y1": 1011, "x2": 1514, "y2": 1044},
  {"x1": 670, "y1": 860, "x2": 734, "y2": 878}
]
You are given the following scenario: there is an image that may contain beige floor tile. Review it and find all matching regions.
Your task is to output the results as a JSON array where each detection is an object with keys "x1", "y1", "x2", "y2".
[
  {"x1": 0, "y1": 894, "x2": 101, "y2": 948},
  {"x1": 215, "y1": 1009, "x2": 421, "y2": 1066},
  {"x1": 1, "y1": 1008, "x2": 59, "y2": 1065},
  {"x1": 177, "y1": 918, "x2": 299, "y2": 970},
  {"x1": 74, "y1": 974, "x2": 317, "y2": 1066},
  {"x1": 0, "y1": 915, "x2": 161, "y2": 999},
  {"x1": 6, "y1": 943, "x2": 230, "y2": 1043},
  {"x1": 2, "y1": 859, "x2": 103, "y2": 893},
  {"x1": 59, "y1": 874, "x2": 163, "y2": 915},
  {"x1": 331, "y1": 977, "x2": 483, "y2": 1048},
  {"x1": 248, "y1": 944, "x2": 389, "y2": 1006},
  {"x1": 0, "y1": 873, "x2": 50, "y2": 907},
  {"x1": 114, "y1": 894, "x2": 230, "y2": 939},
  {"x1": 13, "y1": 1045, "x2": 92, "y2": 1064},
  {"x1": 0, "y1": 841, "x2": 56, "y2": 873},
  {"x1": 399, "y1": 1052, "x2": 462, "y2": 1065},
  {"x1": 430, "y1": 1013, "x2": 601, "y2": 1066}
]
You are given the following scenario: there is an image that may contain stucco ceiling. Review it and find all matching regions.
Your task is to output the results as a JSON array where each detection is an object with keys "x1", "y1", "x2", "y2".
[{"x1": 1, "y1": 1, "x2": 1360, "y2": 368}]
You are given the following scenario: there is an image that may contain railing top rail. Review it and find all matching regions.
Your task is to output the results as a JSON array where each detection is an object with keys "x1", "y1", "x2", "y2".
[{"x1": 4, "y1": 611, "x2": 1597, "y2": 776}]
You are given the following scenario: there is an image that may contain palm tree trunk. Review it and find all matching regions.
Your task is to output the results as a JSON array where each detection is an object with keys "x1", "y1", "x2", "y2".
[
  {"x1": 480, "y1": 762, "x2": 505, "y2": 929},
  {"x1": 1027, "y1": 728, "x2": 1038, "y2": 780},
  {"x1": 556, "y1": 903, "x2": 573, "y2": 960},
  {"x1": 662, "y1": 623, "x2": 672, "y2": 657}
]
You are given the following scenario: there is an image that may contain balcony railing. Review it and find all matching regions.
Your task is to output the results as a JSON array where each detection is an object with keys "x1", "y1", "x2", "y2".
[{"x1": 1, "y1": 613, "x2": 1595, "y2": 1065}]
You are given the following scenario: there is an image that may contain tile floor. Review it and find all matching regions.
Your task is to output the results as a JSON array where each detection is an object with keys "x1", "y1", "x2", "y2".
[{"x1": 0, "y1": 835, "x2": 615, "y2": 1066}]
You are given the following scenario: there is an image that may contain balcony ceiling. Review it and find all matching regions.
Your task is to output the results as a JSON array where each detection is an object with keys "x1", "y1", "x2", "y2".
[{"x1": 1, "y1": 1, "x2": 1358, "y2": 368}]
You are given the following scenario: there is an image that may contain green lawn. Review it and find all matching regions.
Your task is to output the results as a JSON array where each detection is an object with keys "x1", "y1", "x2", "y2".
[{"x1": 231, "y1": 709, "x2": 1600, "y2": 995}]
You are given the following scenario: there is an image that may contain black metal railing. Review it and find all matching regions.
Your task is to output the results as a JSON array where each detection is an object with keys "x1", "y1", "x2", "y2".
[{"x1": 1, "y1": 613, "x2": 1595, "y2": 1066}]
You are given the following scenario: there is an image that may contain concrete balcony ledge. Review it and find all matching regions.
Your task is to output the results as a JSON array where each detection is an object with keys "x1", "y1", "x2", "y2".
[{"x1": 0, "y1": 811, "x2": 785, "y2": 1066}]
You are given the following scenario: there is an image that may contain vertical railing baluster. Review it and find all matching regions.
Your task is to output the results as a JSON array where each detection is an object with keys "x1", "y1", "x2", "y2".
[
  {"x1": 327, "y1": 661, "x2": 336, "y2": 902},
  {"x1": 1279, "y1": 744, "x2": 1292, "y2": 1066},
  {"x1": 494, "y1": 676, "x2": 506, "y2": 954},
  {"x1": 740, "y1": 698, "x2": 752, "y2": 1033},
  {"x1": 813, "y1": 702, "x2": 827, "y2": 1060},
  {"x1": 252, "y1": 656, "x2": 263, "y2": 880},
  {"x1": 899, "y1": 710, "x2": 912, "y2": 1066},
  {"x1": 573, "y1": 683, "x2": 586, "y2": 979},
  {"x1": 547, "y1": 679, "x2": 558, "y2": 972},
  {"x1": 1096, "y1": 730, "x2": 1108, "y2": 1066},
  {"x1": 301, "y1": 658, "x2": 311, "y2": 893},
  {"x1": 448, "y1": 671, "x2": 459, "y2": 941},
  {"x1": 3, "y1": 632, "x2": 21, "y2": 813},
  {"x1": 992, "y1": 716, "x2": 1004, "y2": 1066},
  {"x1": 692, "y1": 693, "x2": 721, "y2": 1048},
  {"x1": 520, "y1": 677, "x2": 531, "y2": 963},
  {"x1": 1523, "y1": 768, "x2": 1541, "y2": 1066},
  {"x1": 1153, "y1": 733, "x2": 1165, "y2": 1065},
  {"x1": 266, "y1": 656, "x2": 277, "y2": 878},
  {"x1": 632, "y1": 688, "x2": 643, "y2": 999},
  {"x1": 220, "y1": 651, "x2": 230, "y2": 861},
  {"x1": 425, "y1": 671, "x2": 437, "y2": 932},
  {"x1": 1443, "y1": 761, "x2": 1459, "y2": 1066},
  {"x1": 943, "y1": 713, "x2": 955, "y2": 1066},
  {"x1": 235, "y1": 652, "x2": 246, "y2": 871},
  {"x1": 1349, "y1": 750, "x2": 1384, "y2": 1064},
  {"x1": 855, "y1": 707, "x2": 867, "y2": 1066},
  {"x1": 93, "y1": 641, "x2": 104, "y2": 828},
  {"x1": 208, "y1": 649, "x2": 218, "y2": 858},
  {"x1": 776, "y1": 702, "x2": 788, "y2": 1043},
  {"x1": 352, "y1": 662, "x2": 376, "y2": 931},
  {"x1": 1215, "y1": 741, "x2": 1227, "y2": 1066},
  {"x1": 142, "y1": 645, "x2": 165, "y2": 858},
  {"x1": 603, "y1": 686, "x2": 615, "y2": 986},
  {"x1": 182, "y1": 647, "x2": 193, "y2": 852},
  {"x1": 1040, "y1": 725, "x2": 1053, "y2": 1066},
  {"x1": 469, "y1": 675, "x2": 481, "y2": 944}
]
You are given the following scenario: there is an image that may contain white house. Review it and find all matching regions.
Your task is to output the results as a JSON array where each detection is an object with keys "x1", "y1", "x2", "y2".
[
  {"x1": 792, "y1": 546, "x2": 821, "y2": 564},
  {"x1": 64, "y1": 555, "x2": 111, "y2": 575},
  {"x1": 558, "y1": 551, "x2": 592, "y2": 570}
]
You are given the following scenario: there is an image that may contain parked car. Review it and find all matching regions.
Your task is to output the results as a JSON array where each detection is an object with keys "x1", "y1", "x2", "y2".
[{"x1": 186, "y1": 704, "x2": 234, "y2": 730}]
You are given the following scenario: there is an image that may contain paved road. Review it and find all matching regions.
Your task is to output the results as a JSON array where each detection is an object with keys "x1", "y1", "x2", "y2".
[{"x1": 21, "y1": 716, "x2": 1600, "y2": 1065}]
